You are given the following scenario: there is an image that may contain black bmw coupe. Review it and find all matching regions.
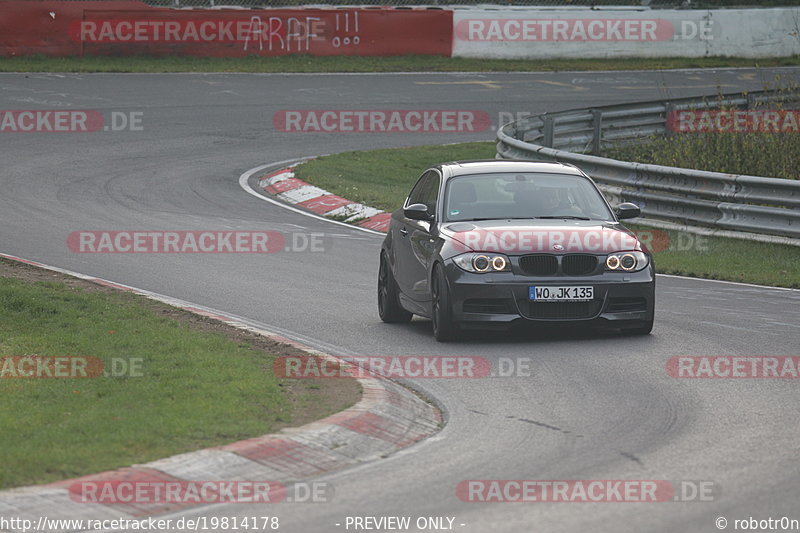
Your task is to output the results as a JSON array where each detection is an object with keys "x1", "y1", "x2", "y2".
[{"x1": 378, "y1": 160, "x2": 655, "y2": 341}]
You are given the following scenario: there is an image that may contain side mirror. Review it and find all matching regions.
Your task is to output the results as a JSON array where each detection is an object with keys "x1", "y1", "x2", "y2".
[
  {"x1": 614, "y1": 202, "x2": 641, "y2": 220},
  {"x1": 404, "y1": 203, "x2": 433, "y2": 221}
]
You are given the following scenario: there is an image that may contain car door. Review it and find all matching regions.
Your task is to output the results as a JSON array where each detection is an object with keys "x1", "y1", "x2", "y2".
[
  {"x1": 396, "y1": 170, "x2": 441, "y2": 304},
  {"x1": 393, "y1": 170, "x2": 431, "y2": 298}
]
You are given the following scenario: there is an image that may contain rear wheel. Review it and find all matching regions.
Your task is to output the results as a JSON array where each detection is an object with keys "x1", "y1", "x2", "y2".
[
  {"x1": 431, "y1": 265, "x2": 458, "y2": 342},
  {"x1": 378, "y1": 253, "x2": 412, "y2": 323}
]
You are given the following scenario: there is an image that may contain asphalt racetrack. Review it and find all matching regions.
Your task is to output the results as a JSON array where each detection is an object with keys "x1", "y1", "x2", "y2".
[{"x1": 2, "y1": 68, "x2": 800, "y2": 532}]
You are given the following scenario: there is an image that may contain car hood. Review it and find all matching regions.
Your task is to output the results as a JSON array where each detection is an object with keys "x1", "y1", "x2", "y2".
[{"x1": 440, "y1": 219, "x2": 642, "y2": 254}]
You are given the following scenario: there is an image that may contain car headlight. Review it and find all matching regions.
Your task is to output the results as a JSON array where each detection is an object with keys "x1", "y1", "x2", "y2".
[
  {"x1": 453, "y1": 253, "x2": 511, "y2": 273},
  {"x1": 605, "y1": 251, "x2": 649, "y2": 272}
]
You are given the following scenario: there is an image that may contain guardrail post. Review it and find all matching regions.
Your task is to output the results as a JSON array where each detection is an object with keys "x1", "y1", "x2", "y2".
[
  {"x1": 591, "y1": 109, "x2": 602, "y2": 154},
  {"x1": 543, "y1": 116, "x2": 554, "y2": 148},
  {"x1": 663, "y1": 102, "x2": 673, "y2": 136}
]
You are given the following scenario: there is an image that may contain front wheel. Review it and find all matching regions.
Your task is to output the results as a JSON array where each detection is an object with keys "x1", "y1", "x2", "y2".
[
  {"x1": 378, "y1": 253, "x2": 412, "y2": 323},
  {"x1": 431, "y1": 265, "x2": 458, "y2": 342}
]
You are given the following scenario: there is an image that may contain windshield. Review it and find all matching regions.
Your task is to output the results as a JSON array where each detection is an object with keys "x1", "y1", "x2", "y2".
[{"x1": 444, "y1": 172, "x2": 613, "y2": 222}]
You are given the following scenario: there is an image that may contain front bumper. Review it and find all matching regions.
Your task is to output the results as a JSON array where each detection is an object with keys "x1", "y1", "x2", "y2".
[{"x1": 443, "y1": 261, "x2": 654, "y2": 329}]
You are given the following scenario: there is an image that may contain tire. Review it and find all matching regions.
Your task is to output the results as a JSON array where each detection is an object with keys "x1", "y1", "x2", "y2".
[
  {"x1": 431, "y1": 264, "x2": 458, "y2": 342},
  {"x1": 378, "y1": 253, "x2": 412, "y2": 323}
]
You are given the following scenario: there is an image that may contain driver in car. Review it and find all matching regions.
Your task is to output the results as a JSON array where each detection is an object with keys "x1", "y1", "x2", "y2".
[{"x1": 515, "y1": 187, "x2": 583, "y2": 217}]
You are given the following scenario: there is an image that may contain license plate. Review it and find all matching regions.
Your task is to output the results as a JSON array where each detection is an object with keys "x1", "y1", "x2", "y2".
[{"x1": 529, "y1": 286, "x2": 594, "y2": 302}]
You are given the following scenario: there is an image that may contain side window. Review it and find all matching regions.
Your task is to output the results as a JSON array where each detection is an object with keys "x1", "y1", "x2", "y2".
[
  {"x1": 406, "y1": 170, "x2": 441, "y2": 217},
  {"x1": 421, "y1": 172, "x2": 441, "y2": 215},
  {"x1": 406, "y1": 172, "x2": 432, "y2": 207}
]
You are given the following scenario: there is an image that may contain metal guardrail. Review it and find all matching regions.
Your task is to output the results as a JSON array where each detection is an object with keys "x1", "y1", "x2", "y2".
[{"x1": 496, "y1": 90, "x2": 800, "y2": 240}]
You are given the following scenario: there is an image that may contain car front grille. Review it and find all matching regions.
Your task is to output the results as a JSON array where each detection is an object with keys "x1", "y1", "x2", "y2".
[
  {"x1": 524, "y1": 299, "x2": 603, "y2": 319},
  {"x1": 519, "y1": 254, "x2": 558, "y2": 275},
  {"x1": 519, "y1": 254, "x2": 600, "y2": 276},
  {"x1": 562, "y1": 254, "x2": 598, "y2": 275}
]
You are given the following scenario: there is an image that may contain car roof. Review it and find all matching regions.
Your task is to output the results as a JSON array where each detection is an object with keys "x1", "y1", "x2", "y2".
[{"x1": 437, "y1": 160, "x2": 585, "y2": 179}]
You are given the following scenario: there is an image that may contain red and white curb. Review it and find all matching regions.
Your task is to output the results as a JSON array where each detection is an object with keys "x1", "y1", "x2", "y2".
[
  {"x1": 259, "y1": 167, "x2": 392, "y2": 233},
  {"x1": 0, "y1": 253, "x2": 441, "y2": 531}
]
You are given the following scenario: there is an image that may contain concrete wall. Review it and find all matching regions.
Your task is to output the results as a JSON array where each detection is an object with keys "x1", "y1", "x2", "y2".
[
  {"x1": 3, "y1": 3, "x2": 799, "y2": 60},
  {"x1": 0, "y1": 2, "x2": 452, "y2": 57},
  {"x1": 452, "y1": 7, "x2": 800, "y2": 59}
]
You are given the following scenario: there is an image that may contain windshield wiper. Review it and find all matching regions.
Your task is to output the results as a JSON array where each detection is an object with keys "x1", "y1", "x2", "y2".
[{"x1": 536, "y1": 215, "x2": 591, "y2": 220}]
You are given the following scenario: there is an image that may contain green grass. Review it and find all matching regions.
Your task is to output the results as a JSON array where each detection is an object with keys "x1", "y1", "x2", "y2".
[
  {"x1": 2, "y1": 54, "x2": 800, "y2": 73},
  {"x1": 606, "y1": 132, "x2": 800, "y2": 180},
  {"x1": 627, "y1": 224, "x2": 800, "y2": 288},
  {"x1": 604, "y1": 85, "x2": 800, "y2": 179},
  {"x1": 0, "y1": 275, "x2": 342, "y2": 489},
  {"x1": 293, "y1": 142, "x2": 800, "y2": 288},
  {"x1": 294, "y1": 142, "x2": 496, "y2": 212}
]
